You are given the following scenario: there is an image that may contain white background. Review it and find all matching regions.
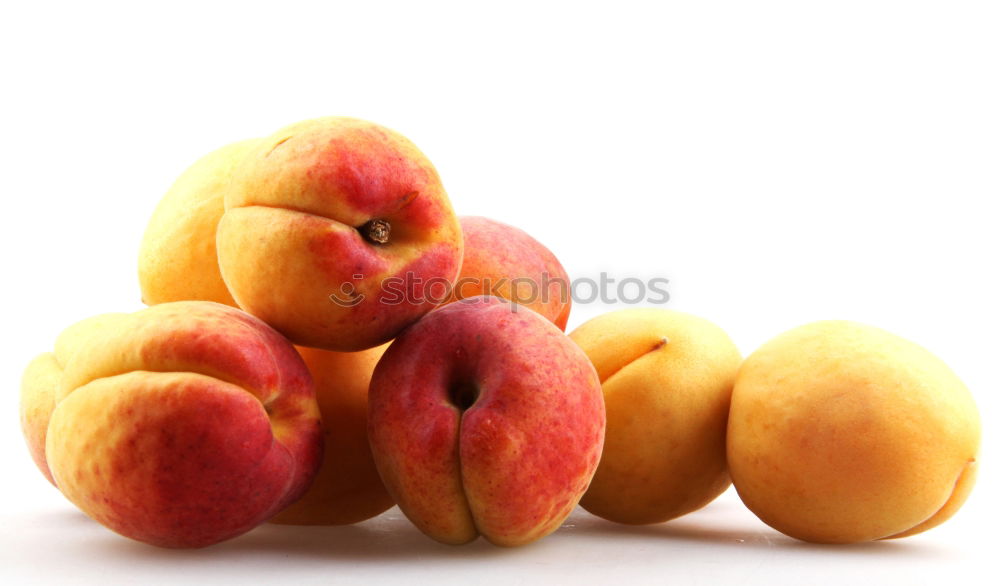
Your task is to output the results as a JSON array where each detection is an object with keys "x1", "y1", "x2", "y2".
[{"x1": 1, "y1": 1, "x2": 997, "y2": 584}]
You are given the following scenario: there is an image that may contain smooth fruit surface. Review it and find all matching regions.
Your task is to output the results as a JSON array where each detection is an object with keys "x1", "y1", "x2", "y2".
[
  {"x1": 20, "y1": 313, "x2": 128, "y2": 485},
  {"x1": 368, "y1": 296, "x2": 605, "y2": 546},
  {"x1": 217, "y1": 117, "x2": 463, "y2": 351},
  {"x1": 138, "y1": 139, "x2": 257, "y2": 307},
  {"x1": 272, "y1": 343, "x2": 394, "y2": 525},
  {"x1": 449, "y1": 216, "x2": 572, "y2": 329},
  {"x1": 727, "y1": 320, "x2": 980, "y2": 543},
  {"x1": 24, "y1": 301, "x2": 323, "y2": 548},
  {"x1": 570, "y1": 308, "x2": 742, "y2": 524}
]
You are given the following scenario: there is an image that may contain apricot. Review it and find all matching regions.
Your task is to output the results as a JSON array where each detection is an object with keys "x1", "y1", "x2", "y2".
[
  {"x1": 271, "y1": 343, "x2": 394, "y2": 525},
  {"x1": 217, "y1": 117, "x2": 463, "y2": 351},
  {"x1": 727, "y1": 320, "x2": 980, "y2": 543},
  {"x1": 138, "y1": 139, "x2": 257, "y2": 307},
  {"x1": 569, "y1": 308, "x2": 742, "y2": 524},
  {"x1": 22, "y1": 301, "x2": 323, "y2": 548},
  {"x1": 368, "y1": 296, "x2": 605, "y2": 546},
  {"x1": 20, "y1": 313, "x2": 128, "y2": 486},
  {"x1": 138, "y1": 156, "x2": 396, "y2": 525},
  {"x1": 449, "y1": 216, "x2": 572, "y2": 329}
]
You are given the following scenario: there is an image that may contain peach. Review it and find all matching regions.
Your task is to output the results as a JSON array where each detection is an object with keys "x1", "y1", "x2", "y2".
[
  {"x1": 449, "y1": 216, "x2": 572, "y2": 329},
  {"x1": 217, "y1": 117, "x2": 463, "y2": 351},
  {"x1": 368, "y1": 296, "x2": 605, "y2": 546},
  {"x1": 569, "y1": 308, "x2": 742, "y2": 524},
  {"x1": 727, "y1": 320, "x2": 981, "y2": 543},
  {"x1": 271, "y1": 343, "x2": 395, "y2": 525},
  {"x1": 138, "y1": 139, "x2": 258, "y2": 307},
  {"x1": 22, "y1": 301, "x2": 323, "y2": 548}
]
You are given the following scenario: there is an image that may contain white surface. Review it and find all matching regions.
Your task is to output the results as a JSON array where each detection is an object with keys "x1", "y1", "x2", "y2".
[
  {"x1": 3, "y1": 488, "x2": 992, "y2": 585},
  {"x1": 1, "y1": 1, "x2": 997, "y2": 584}
]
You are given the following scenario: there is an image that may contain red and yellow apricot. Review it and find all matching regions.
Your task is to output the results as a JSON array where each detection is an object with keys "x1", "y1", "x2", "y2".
[
  {"x1": 21, "y1": 301, "x2": 323, "y2": 548},
  {"x1": 138, "y1": 139, "x2": 258, "y2": 307},
  {"x1": 449, "y1": 216, "x2": 572, "y2": 329},
  {"x1": 218, "y1": 117, "x2": 463, "y2": 351},
  {"x1": 368, "y1": 296, "x2": 605, "y2": 546}
]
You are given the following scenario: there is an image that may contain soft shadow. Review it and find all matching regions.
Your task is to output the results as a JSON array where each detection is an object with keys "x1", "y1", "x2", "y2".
[
  {"x1": 562, "y1": 507, "x2": 949, "y2": 558},
  {"x1": 93, "y1": 508, "x2": 524, "y2": 561},
  {"x1": 33, "y1": 501, "x2": 951, "y2": 561},
  {"x1": 22, "y1": 507, "x2": 93, "y2": 526},
  {"x1": 562, "y1": 509, "x2": 787, "y2": 547}
]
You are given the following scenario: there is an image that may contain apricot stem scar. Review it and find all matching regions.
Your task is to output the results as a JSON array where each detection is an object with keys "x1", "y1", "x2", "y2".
[
  {"x1": 361, "y1": 219, "x2": 391, "y2": 245},
  {"x1": 264, "y1": 136, "x2": 293, "y2": 157},
  {"x1": 601, "y1": 336, "x2": 669, "y2": 384}
]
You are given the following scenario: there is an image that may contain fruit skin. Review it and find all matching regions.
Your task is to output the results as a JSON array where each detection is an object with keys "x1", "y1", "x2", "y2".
[
  {"x1": 20, "y1": 313, "x2": 129, "y2": 486},
  {"x1": 271, "y1": 343, "x2": 395, "y2": 525},
  {"x1": 449, "y1": 216, "x2": 572, "y2": 329},
  {"x1": 138, "y1": 139, "x2": 258, "y2": 307},
  {"x1": 137, "y1": 157, "x2": 395, "y2": 525},
  {"x1": 368, "y1": 296, "x2": 605, "y2": 546},
  {"x1": 727, "y1": 320, "x2": 981, "y2": 544},
  {"x1": 569, "y1": 308, "x2": 742, "y2": 524},
  {"x1": 23, "y1": 301, "x2": 323, "y2": 548},
  {"x1": 217, "y1": 117, "x2": 464, "y2": 351}
]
